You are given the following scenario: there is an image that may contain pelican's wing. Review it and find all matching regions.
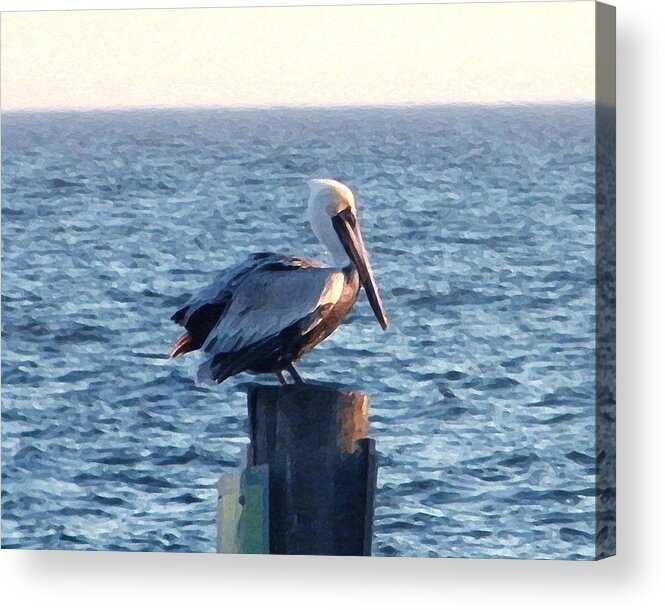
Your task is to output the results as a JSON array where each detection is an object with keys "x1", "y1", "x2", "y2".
[
  {"x1": 197, "y1": 260, "x2": 345, "y2": 382},
  {"x1": 171, "y1": 252, "x2": 276, "y2": 329}
]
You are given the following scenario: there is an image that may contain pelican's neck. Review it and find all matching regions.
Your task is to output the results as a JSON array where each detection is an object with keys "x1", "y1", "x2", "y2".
[{"x1": 310, "y1": 210, "x2": 350, "y2": 268}]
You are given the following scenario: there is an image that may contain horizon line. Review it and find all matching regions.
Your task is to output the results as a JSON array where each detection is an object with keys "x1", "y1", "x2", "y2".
[{"x1": 1, "y1": 99, "x2": 597, "y2": 114}]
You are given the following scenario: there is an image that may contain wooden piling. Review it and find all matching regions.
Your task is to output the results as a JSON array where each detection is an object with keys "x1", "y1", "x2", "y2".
[{"x1": 217, "y1": 383, "x2": 377, "y2": 556}]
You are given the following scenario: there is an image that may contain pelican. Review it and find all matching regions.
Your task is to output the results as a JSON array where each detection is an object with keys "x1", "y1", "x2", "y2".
[{"x1": 169, "y1": 179, "x2": 388, "y2": 385}]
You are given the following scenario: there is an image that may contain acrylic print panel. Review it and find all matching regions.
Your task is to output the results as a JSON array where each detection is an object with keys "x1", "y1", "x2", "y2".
[{"x1": 0, "y1": 2, "x2": 616, "y2": 559}]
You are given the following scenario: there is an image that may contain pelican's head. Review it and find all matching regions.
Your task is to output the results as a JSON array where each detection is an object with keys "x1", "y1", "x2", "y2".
[
  {"x1": 308, "y1": 178, "x2": 356, "y2": 216},
  {"x1": 307, "y1": 179, "x2": 388, "y2": 330}
]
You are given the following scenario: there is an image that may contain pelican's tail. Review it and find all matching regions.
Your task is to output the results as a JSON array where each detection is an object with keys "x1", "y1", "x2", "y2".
[{"x1": 170, "y1": 332, "x2": 194, "y2": 359}]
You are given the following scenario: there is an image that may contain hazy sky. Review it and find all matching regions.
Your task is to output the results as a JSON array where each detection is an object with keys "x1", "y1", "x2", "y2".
[{"x1": 1, "y1": 3, "x2": 595, "y2": 110}]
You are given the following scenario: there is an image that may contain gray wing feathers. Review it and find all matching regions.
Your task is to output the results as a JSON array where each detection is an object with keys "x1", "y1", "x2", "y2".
[
  {"x1": 173, "y1": 256, "x2": 264, "y2": 326},
  {"x1": 202, "y1": 266, "x2": 345, "y2": 355}
]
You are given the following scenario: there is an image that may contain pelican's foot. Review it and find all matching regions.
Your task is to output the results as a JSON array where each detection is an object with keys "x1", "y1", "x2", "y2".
[{"x1": 286, "y1": 363, "x2": 305, "y2": 385}]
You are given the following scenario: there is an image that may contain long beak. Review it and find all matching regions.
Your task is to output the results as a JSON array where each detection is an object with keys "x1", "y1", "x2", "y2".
[{"x1": 332, "y1": 207, "x2": 388, "y2": 330}]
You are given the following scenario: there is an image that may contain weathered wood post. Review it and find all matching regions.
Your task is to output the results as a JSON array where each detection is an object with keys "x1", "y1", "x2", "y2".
[{"x1": 217, "y1": 383, "x2": 377, "y2": 556}]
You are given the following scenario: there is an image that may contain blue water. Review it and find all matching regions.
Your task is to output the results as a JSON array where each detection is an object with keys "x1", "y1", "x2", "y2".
[{"x1": 1, "y1": 105, "x2": 598, "y2": 558}]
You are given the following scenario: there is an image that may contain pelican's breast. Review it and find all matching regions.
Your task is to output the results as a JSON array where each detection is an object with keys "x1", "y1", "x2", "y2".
[{"x1": 291, "y1": 266, "x2": 360, "y2": 361}]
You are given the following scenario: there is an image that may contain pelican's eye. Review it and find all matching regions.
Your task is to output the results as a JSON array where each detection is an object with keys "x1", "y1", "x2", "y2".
[
  {"x1": 333, "y1": 205, "x2": 357, "y2": 228},
  {"x1": 327, "y1": 199, "x2": 354, "y2": 217}
]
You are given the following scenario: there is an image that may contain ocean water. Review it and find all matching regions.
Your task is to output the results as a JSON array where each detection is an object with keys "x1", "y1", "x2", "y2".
[{"x1": 1, "y1": 105, "x2": 598, "y2": 558}]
